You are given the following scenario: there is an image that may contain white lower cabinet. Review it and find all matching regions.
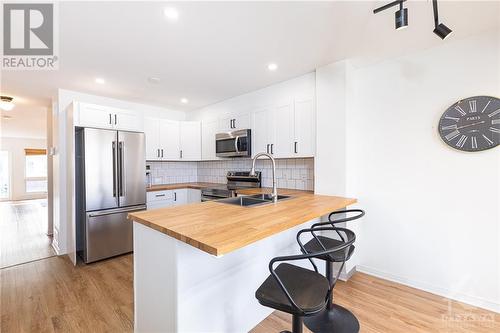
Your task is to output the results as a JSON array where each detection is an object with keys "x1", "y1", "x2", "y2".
[{"x1": 147, "y1": 188, "x2": 201, "y2": 210}]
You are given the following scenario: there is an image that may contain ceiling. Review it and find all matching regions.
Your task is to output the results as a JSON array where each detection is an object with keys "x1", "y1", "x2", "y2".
[{"x1": 1, "y1": 1, "x2": 499, "y2": 113}]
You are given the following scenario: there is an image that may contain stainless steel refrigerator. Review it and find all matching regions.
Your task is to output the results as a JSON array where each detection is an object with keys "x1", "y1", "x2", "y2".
[{"x1": 75, "y1": 127, "x2": 146, "y2": 263}]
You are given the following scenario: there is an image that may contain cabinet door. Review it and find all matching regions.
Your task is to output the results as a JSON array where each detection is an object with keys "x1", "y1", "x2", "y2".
[
  {"x1": 187, "y1": 189, "x2": 201, "y2": 203},
  {"x1": 201, "y1": 119, "x2": 218, "y2": 160},
  {"x1": 219, "y1": 116, "x2": 233, "y2": 132},
  {"x1": 252, "y1": 107, "x2": 272, "y2": 156},
  {"x1": 180, "y1": 121, "x2": 201, "y2": 160},
  {"x1": 172, "y1": 189, "x2": 188, "y2": 206},
  {"x1": 144, "y1": 118, "x2": 160, "y2": 160},
  {"x1": 233, "y1": 112, "x2": 250, "y2": 130},
  {"x1": 160, "y1": 120, "x2": 180, "y2": 160},
  {"x1": 294, "y1": 97, "x2": 315, "y2": 157},
  {"x1": 147, "y1": 200, "x2": 173, "y2": 210},
  {"x1": 114, "y1": 109, "x2": 144, "y2": 132},
  {"x1": 77, "y1": 103, "x2": 114, "y2": 129},
  {"x1": 273, "y1": 101, "x2": 294, "y2": 158}
]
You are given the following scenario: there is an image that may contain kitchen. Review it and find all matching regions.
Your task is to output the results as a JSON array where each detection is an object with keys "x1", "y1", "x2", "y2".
[{"x1": 1, "y1": 1, "x2": 499, "y2": 333}]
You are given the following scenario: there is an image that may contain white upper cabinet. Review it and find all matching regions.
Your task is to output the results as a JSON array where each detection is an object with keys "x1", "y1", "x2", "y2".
[
  {"x1": 273, "y1": 100, "x2": 295, "y2": 158},
  {"x1": 219, "y1": 111, "x2": 250, "y2": 132},
  {"x1": 293, "y1": 97, "x2": 315, "y2": 157},
  {"x1": 201, "y1": 119, "x2": 218, "y2": 160},
  {"x1": 252, "y1": 107, "x2": 273, "y2": 156},
  {"x1": 160, "y1": 120, "x2": 181, "y2": 160},
  {"x1": 144, "y1": 118, "x2": 161, "y2": 160},
  {"x1": 145, "y1": 119, "x2": 201, "y2": 161},
  {"x1": 250, "y1": 95, "x2": 315, "y2": 159},
  {"x1": 75, "y1": 102, "x2": 143, "y2": 132},
  {"x1": 76, "y1": 103, "x2": 114, "y2": 129},
  {"x1": 179, "y1": 121, "x2": 201, "y2": 160}
]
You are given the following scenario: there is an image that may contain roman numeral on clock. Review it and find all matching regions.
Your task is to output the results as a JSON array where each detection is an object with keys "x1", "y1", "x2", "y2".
[
  {"x1": 445, "y1": 130, "x2": 460, "y2": 141},
  {"x1": 456, "y1": 135, "x2": 467, "y2": 148},
  {"x1": 482, "y1": 134, "x2": 494, "y2": 146},
  {"x1": 481, "y1": 99, "x2": 492, "y2": 113},
  {"x1": 444, "y1": 116, "x2": 460, "y2": 122},
  {"x1": 492, "y1": 119, "x2": 500, "y2": 125},
  {"x1": 454, "y1": 105, "x2": 467, "y2": 116},
  {"x1": 471, "y1": 136, "x2": 478, "y2": 149},
  {"x1": 488, "y1": 109, "x2": 500, "y2": 118},
  {"x1": 489, "y1": 127, "x2": 500, "y2": 134},
  {"x1": 469, "y1": 100, "x2": 477, "y2": 113},
  {"x1": 441, "y1": 124, "x2": 457, "y2": 130}
]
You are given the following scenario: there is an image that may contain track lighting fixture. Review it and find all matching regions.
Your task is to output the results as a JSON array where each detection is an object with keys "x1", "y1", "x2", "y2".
[
  {"x1": 373, "y1": 0, "x2": 408, "y2": 30},
  {"x1": 374, "y1": 0, "x2": 453, "y2": 40},
  {"x1": 432, "y1": 0, "x2": 452, "y2": 40}
]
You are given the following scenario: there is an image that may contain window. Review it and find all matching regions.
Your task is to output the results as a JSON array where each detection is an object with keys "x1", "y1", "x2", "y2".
[
  {"x1": 25, "y1": 149, "x2": 47, "y2": 193},
  {"x1": 0, "y1": 151, "x2": 9, "y2": 199}
]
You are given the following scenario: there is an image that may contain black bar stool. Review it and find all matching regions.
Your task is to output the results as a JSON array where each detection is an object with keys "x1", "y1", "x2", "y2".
[
  {"x1": 255, "y1": 227, "x2": 356, "y2": 333},
  {"x1": 300, "y1": 209, "x2": 365, "y2": 333}
]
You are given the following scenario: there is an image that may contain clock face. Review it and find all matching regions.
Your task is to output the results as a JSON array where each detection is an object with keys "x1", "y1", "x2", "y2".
[{"x1": 438, "y1": 96, "x2": 500, "y2": 152}]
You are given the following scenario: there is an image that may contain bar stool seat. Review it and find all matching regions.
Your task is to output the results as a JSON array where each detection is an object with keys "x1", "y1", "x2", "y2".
[
  {"x1": 303, "y1": 236, "x2": 355, "y2": 262},
  {"x1": 256, "y1": 263, "x2": 329, "y2": 314}
]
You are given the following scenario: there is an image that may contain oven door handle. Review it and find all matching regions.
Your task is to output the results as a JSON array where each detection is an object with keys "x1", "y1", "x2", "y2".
[{"x1": 234, "y1": 136, "x2": 240, "y2": 154}]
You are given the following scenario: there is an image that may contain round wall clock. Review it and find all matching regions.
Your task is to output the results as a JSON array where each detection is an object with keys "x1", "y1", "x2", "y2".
[{"x1": 438, "y1": 96, "x2": 500, "y2": 152}]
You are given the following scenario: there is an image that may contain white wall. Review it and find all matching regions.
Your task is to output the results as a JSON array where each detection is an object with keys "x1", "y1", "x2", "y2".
[
  {"x1": 0, "y1": 137, "x2": 47, "y2": 201},
  {"x1": 187, "y1": 73, "x2": 315, "y2": 121},
  {"x1": 317, "y1": 30, "x2": 499, "y2": 312}
]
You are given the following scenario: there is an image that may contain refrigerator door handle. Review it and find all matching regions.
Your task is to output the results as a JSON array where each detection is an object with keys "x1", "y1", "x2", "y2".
[
  {"x1": 118, "y1": 141, "x2": 125, "y2": 197},
  {"x1": 112, "y1": 141, "x2": 117, "y2": 197},
  {"x1": 87, "y1": 205, "x2": 147, "y2": 217}
]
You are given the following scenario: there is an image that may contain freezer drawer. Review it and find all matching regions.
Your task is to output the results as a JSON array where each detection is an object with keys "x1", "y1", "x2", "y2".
[{"x1": 84, "y1": 205, "x2": 145, "y2": 263}]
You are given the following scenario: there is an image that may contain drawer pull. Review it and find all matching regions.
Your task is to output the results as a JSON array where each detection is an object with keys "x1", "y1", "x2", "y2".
[{"x1": 155, "y1": 194, "x2": 166, "y2": 197}]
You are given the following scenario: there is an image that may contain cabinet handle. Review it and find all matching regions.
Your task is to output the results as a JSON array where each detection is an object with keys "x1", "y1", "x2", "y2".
[
  {"x1": 109, "y1": 114, "x2": 112, "y2": 125},
  {"x1": 157, "y1": 149, "x2": 160, "y2": 158},
  {"x1": 266, "y1": 144, "x2": 270, "y2": 154},
  {"x1": 114, "y1": 114, "x2": 117, "y2": 125},
  {"x1": 174, "y1": 192, "x2": 177, "y2": 201},
  {"x1": 155, "y1": 194, "x2": 165, "y2": 197},
  {"x1": 294, "y1": 141, "x2": 298, "y2": 154},
  {"x1": 161, "y1": 149, "x2": 164, "y2": 158},
  {"x1": 180, "y1": 150, "x2": 183, "y2": 159},
  {"x1": 233, "y1": 119, "x2": 236, "y2": 128},
  {"x1": 270, "y1": 144, "x2": 274, "y2": 154}
]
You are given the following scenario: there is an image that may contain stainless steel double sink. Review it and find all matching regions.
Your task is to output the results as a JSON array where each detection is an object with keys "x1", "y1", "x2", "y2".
[{"x1": 215, "y1": 194, "x2": 292, "y2": 207}]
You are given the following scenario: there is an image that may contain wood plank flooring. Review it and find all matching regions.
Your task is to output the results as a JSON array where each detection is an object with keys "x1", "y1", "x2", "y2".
[
  {"x1": 0, "y1": 199, "x2": 55, "y2": 268},
  {"x1": 1, "y1": 253, "x2": 498, "y2": 333}
]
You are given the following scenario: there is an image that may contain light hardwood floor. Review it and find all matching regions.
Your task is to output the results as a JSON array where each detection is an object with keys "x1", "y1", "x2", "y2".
[
  {"x1": 1, "y1": 254, "x2": 498, "y2": 333},
  {"x1": 0, "y1": 199, "x2": 55, "y2": 268}
]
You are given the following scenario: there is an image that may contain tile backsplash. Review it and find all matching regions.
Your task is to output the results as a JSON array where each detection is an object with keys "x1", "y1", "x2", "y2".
[{"x1": 147, "y1": 158, "x2": 314, "y2": 191}]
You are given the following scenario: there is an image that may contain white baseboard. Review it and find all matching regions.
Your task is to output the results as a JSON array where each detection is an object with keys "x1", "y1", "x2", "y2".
[{"x1": 357, "y1": 265, "x2": 500, "y2": 314}]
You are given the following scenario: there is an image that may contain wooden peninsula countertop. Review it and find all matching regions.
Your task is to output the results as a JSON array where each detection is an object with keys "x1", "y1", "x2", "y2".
[{"x1": 129, "y1": 188, "x2": 356, "y2": 256}]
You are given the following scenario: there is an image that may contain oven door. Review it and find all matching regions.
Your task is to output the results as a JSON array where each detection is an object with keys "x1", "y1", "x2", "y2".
[{"x1": 216, "y1": 129, "x2": 251, "y2": 157}]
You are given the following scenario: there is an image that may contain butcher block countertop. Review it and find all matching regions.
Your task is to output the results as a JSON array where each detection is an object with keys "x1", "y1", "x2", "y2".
[
  {"x1": 129, "y1": 188, "x2": 356, "y2": 256},
  {"x1": 146, "y1": 182, "x2": 224, "y2": 192}
]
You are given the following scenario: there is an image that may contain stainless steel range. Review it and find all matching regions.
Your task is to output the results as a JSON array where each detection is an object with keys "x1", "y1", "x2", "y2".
[{"x1": 201, "y1": 171, "x2": 261, "y2": 202}]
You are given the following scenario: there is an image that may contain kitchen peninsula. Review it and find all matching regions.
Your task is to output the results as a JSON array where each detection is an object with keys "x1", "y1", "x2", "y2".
[{"x1": 128, "y1": 189, "x2": 356, "y2": 333}]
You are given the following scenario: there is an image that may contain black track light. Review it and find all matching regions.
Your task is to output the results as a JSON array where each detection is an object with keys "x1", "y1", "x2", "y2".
[
  {"x1": 432, "y1": 0, "x2": 452, "y2": 40},
  {"x1": 433, "y1": 23, "x2": 452, "y2": 40},
  {"x1": 395, "y1": 4, "x2": 408, "y2": 30},
  {"x1": 374, "y1": 0, "x2": 408, "y2": 30}
]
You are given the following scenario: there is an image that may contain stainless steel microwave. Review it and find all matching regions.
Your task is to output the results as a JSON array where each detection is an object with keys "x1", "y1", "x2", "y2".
[{"x1": 216, "y1": 129, "x2": 251, "y2": 158}]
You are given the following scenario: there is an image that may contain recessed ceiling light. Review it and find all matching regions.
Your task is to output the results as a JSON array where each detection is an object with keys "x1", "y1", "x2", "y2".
[
  {"x1": 2, "y1": 115, "x2": 13, "y2": 120},
  {"x1": 148, "y1": 77, "x2": 161, "y2": 84},
  {"x1": 267, "y1": 63, "x2": 278, "y2": 71},
  {"x1": 0, "y1": 96, "x2": 15, "y2": 111},
  {"x1": 95, "y1": 78, "x2": 105, "y2": 84},
  {"x1": 164, "y1": 7, "x2": 179, "y2": 21},
  {"x1": 180, "y1": 98, "x2": 189, "y2": 104}
]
